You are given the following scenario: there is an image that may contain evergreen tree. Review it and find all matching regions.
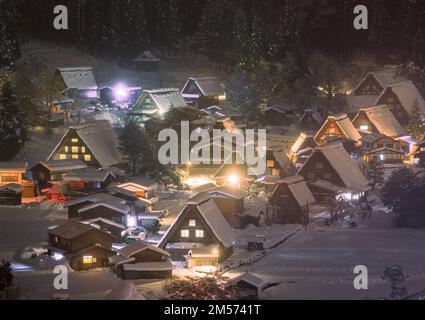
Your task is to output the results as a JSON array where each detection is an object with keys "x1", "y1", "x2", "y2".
[
  {"x1": 119, "y1": 120, "x2": 155, "y2": 176},
  {"x1": 382, "y1": 265, "x2": 408, "y2": 300},
  {"x1": 157, "y1": 0, "x2": 182, "y2": 56},
  {"x1": 0, "y1": 23, "x2": 20, "y2": 68},
  {"x1": 407, "y1": 99, "x2": 425, "y2": 141},
  {"x1": 0, "y1": 81, "x2": 28, "y2": 161},
  {"x1": 367, "y1": 160, "x2": 385, "y2": 190}
]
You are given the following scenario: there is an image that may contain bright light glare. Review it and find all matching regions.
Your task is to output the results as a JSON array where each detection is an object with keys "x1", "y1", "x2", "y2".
[
  {"x1": 113, "y1": 84, "x2": 129, "y2": 100},
  {"x1": 127, "y1": 215, "x2": 137, "y2": 228},
  {"x1": 52, "y1": 252, "x2": 64, "y2": 261},
  {"x1": 227, "y1": 173, "x2": 239, "y2": 185}
]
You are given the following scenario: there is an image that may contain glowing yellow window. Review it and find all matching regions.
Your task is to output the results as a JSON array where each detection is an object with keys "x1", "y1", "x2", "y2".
[
  {"x1": 72, "y1": 154, "x2": 79, "y2": 159},
  {"x1": 83, "y1": 256, "x2": 93, "y2": 264},
  {"x1": 267, "y1": 160, "x2": 275, "y2": 168},
  {"x1": 71, "y1": 146, "x2": 79, "y2": 153},
  {"x1": 64, "y1": 146, "x2": 69, "y2": 152},
  {"x1": 84, "y1": 154, "x2": 92, "y2": 161},
  {"x1": 181, "y1": 230, "x2": 189, "y2": 238},
  {"x1": 59, "y1": 154, "x2": 67, "y2": 160},
  {"x1": 71, "y1": 138, "x2": 78, "y2": 143},
  {"x1": 81, "y1": 146, "x2": 86, "y2": 153}
]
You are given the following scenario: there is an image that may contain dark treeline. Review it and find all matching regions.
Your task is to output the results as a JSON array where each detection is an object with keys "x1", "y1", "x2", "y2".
[{"x1": 0, "y1": 0, "x2": 424, "y2": 68}]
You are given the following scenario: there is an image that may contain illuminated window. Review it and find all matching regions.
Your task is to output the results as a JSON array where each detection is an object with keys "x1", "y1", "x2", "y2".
[
  {"x1": 72, "y1": 146, "x2": 79, "y2": 153},
  {"x1": 59, "y1": 154, "x2": 67, "y2": 160},
  {"x1": 195, "y1": 230, "x2": 204, "y2": 238},
  {"x1": 328, "y1": 128, "x2": 336, "y2": 134},
  {"x1": 84, "y1": 154, "x2": 91, "y2": 162},
  {"x1": 71, "y1": 138, "x2": 78, "y2": 143},
  {"x1": 53, "y1": 236, "x2": 58, "y2": 243},
  {"x1": 72, "y1": 154, "x2": 79, "y2": 159},
  {"x1": 83, "y1": 256, "x2": 93, "y2": 264},
  {"x1": 81, "y1": 146, "x2": 86, "y2": 153},
  {"x1": 189, "y1": 219, "x2": 196, "y2": 227},
  {"x1": 181, "y1": 230, "x2": 189, "y2": 238},
  {"x1": 360, "y1": 125, "x2": 369, "y2": 131},
  {"x1": 267, "y1": 160, "x2": 275, "y2": 168},
  {"x1": 64, "y1": 146, "x2": 69, "y2": 152}
]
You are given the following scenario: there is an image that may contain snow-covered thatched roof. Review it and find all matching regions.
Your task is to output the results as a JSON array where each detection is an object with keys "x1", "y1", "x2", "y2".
[
  {"x1": 57, "y1": 67, "x2": 97, "y2": 90},
  {"x1": 315, "y1": 113, "x2": 362, "y2": 143},
  {"x1": 118, "y1": 242, "x2": 170, "y2": 260},
  {"x1": 35, "y1": 159, "x2": 87, "y2": 173},
  {"x1": 207, "y1": 186, "x2": 246, "y2": 200},
  {"x1": 182, "y1": 77, "x2": 225, "y2": 97},
  {"x1": 63, "y1": 167, "x2": 116, "y2": 182},
  {"x1": 48, "y1": 120, "x2": 124, "y2": 167},
  {"x1": 158, "y1": 195, "x2": 235, "y2": 249},
  {"x1": 345, "y1": 94, "x2": 379, "y2": 113},
  {"x1": 276, "y1": 176, "x2": 315, "y2": 206},
  {"x1": 353, "y1": 105, "x2": 404, "y2": 137},
  {"x1": 301, "y1": 142, "x2": 369, "y2": 191},
  {"x1": 353, "y1": 70, "x2": 406, "y2": 94},
  {"x1": 136, "y1": 88, "x2": 187, "y2": 115},
  {"x1": 289, "y1": 133, "x2": 316, "y2": 156},
  {"x1": 378, "y1": 81, "x2": 425, "y2": 116}
]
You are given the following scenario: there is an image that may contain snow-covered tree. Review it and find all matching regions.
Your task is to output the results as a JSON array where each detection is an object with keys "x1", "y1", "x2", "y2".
[
  {"x1": 407, "y1": 99, "x2": 425, "y2": 141},
  {"x1": 366, "y1": 160, "x2": 385, "y2": 190}
]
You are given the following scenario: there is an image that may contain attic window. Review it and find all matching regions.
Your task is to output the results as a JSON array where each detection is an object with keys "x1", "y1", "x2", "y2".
[
  {"x1": 316, "y1": 162, "x2": 324, "y2": 169},
  {"x1": 181, "y1": 230, "x2": 189, "y2": 238},
  {"x1": 195, "y1": 230, "x2": 204, "y2": 238},
  {"x1": 189, "y1": 219, "x2": 196, "y2": 227},
  {"x1": 71, "y1": 138, "x2": 79, "y2": 143},
  {"x1": 329, "y1": 128, "x2": 336, "y2": 134}
]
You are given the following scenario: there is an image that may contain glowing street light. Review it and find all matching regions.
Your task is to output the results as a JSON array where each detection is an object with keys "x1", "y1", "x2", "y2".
[
  {"x1": 113, "y1": 83, "x2": 129, "y2": 101},
  {"x1": 227, "y1": 173, "x2": 240, "y2": 187}
]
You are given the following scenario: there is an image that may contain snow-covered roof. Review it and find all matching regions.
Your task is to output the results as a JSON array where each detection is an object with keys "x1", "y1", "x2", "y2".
[
  {"x1": 121, "y1": 261, "x2": 173, "y2": 272},
  {"x1": 207, "y1": 186, "x2": 246, "y2": 200},
  {"x1": 353, "y1": 105, "x2": 404, "y2": 137},
  {"x1": 353, "y1": 70, "x2": 406, "y2": 93},
  {"x1": 300, "y1": 109, "x2": 323, "y2": 124},
  {"x1": 315, "y1": 113, "x2": 362, "y2": 143},
  {"x1": 0, "y1": 183, "x2": 23, "y2": 193},
  {"x1": 182, "y1": 77, "x2": 224, "y2": 97},
  {"x1": 48, "y1": 220, "x2": 108, "y2": 240},
  {"x1": 63, "y1": 167, "x2": 115, "y2": 182},
  {"x1": 301, "y1": 142, "x2": 369, "y2": 191},
  {"x1": 78, "y1": 199, "x2": 130, "y2": 215},
  {"x1": 48, "y1": 120, "x2": 124, "y2": 167},
  {"x1": 345, "y1": 94, "x2": 380, "y2": 113},
  {"x1": 35, "y1": 159, "x2": 87, "y2": 172},
  {"x1": 133, "y1": 51, "x2": 161, "y2": 62},
  {"x1": 118, "y1": 178, "x2": 158, "y2": 191},
  {"x1": 57, "y1": 67, "x2": 97, "y2": 90},
  {"x1": 366, "y1": 146, "x2": 405, "y2": 154},
  {"x1": 81, "y1": 217, "x2": 126, "y2": 230},
  {"x1": 277, "y1": 176, "x2": 315, "y2": 206},
  {"x1": 360, "y1": 132, "x2": 388, "y2": 144},
  {"x1": 0, "y1": 162, "x2": 26, "y2": 171},
  {"x1": 66, "y1": 192, "x2": 126, "y2": 207},
  {"x1": 265, "y1": 104, "x2": 296, "y2": 114},
  {"x1": 138, "y1": 88, "x2": 187, "y2": 114},
  {"x1": 227, "y1": 272, "x2": 268, "y2": 290},
  {"x1": 307, "y1": 179, "x2": 346, "y2": 193},
  {"x1": 118, "y1": 242, "x2": 170, "y2": 260},
  {"x1": 289, "y1": 133, "x2": 316, "y2": 156},
  {"x1": 378, "y1": 81, "x2": 425, "y2": 116},
  {"x1": 159, "y1": 196, "x2": 235, "y2": 249}
]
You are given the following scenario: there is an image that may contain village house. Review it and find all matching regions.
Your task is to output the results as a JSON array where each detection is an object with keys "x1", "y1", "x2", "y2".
[
  {"x1": 314, "y1": 113, "x2": 362, "y2": 146},
  {"x1": 352, "y1": 105, "x2": 404, "y2": 138},
  {"x1": 131, "y1": 88, "x2": 187, "y2": 121},
  {"x1": 226, "y1": 272, "x2": 269, "y2": 300},
  {"x1": 413, "y1": 140, "x2": 425, "y2": 164},
  {"x1": 0, "y1": 162, "x2": 37, "y2": 198},
  {"x1": 181, "y1": 77, "x2": 226, "y2": 108},
  {"x1": 361, "y1": 133, "x2": 405, "y2": 164},
  {"x1": 0, "y1": 184, "x2": 23, "y2": 206},
  {"x1": 81, "y1": 217, "x2": 126, "y2": 239},
  {"x1": 352, "y1": 70, "x2": 406, "y2": 96},
  {"x1": 299, "y1": 109, "x2": 324, "y2": 131},
  {"x1": 48, "y1": 120, "x2": 125, "y2": 168},
  {"x1": 298, "y1": 142, "x2": 369, "y2": 200},
  {"x1": 307, "y1": 179, "x2": 346, "y2": 205},
  {"x1": 98, "y1": 82, "x2": 141, "y2": 105},
  {"x1": 109, "y1": 242, "x2": 172, "y2": 279},
  {"x1": 265, "y1": 147, "x2": 291, "y2": 177},
  {"x1": 47, "y1": 220, "x2": 115, "y2": 271},
  {"x1": 55, "y1": 67, "x2": 98, "y2": 100},
  {"x1": 157, "y1": 193, "x2": 235, "y2": 264},
  {"x1": 205, "y1": 187, "x2": 247, "y2": 229},
  {"x1": 267, "y1": 176, "x2": 315, "y2": 225},
  {"x1": 67, "y1": 193, "x2": 131, "y2": 226},
  {"x1": 31, "y1": 159, "x2": 87, "y2": 189},
  {"x1": 63, "y1": 167, "x2": 118, "y2": 193},
  {"x1": 132, "y1": 51, "x2": 161, "y2": 71},
  {"x1": 375, "y1": 81, "x2": 425, "y2": 126}
]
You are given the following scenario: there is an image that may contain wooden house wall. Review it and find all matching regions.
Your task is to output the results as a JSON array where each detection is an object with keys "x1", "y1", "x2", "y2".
[
  {"x1": 268, "y1": 183, "x2": 305, "y2": 224},
  {"x1": 50, "y1": 229, "x2": 113, "y2": 253},
  {"x1": 298, "y1": 152, "x2": 346, "y2": 187},
  {"x1": 352, "y1": 112, "x2": 378, "y2": 132},
  {"x1": 0, "y1": 170, "x2": 24, "y2": 185},
  {"x1": 131, "y1": 249, "x2": 168, "y2": 263},
  {"x1": 0, "y1": 190, "x2": 22, "y2": 205},
  {"x1": 376, "y1": 88, "x2": 410, "y2": 126},
  {"x1": 68, "y1": 200, "x2": 94, "y2": 219},
  {"x1": 70, "y1": 246, "x2": 115, "y2": 271}
]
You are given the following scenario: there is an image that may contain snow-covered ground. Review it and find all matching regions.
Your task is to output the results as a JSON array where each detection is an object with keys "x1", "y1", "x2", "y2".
[{"x1": 226, "y1": 211, "x2": 425, "y2": 300}]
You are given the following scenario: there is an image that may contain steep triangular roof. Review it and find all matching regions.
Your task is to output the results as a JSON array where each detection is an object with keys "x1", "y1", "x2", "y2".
[
  {"x1": 182, "y1": 77, "x2": 224, "y2": 97},
  {"x1": 158, "y1": 195, "x2": 235, "y2": 249},
  {"x1": 353, "y1": 105, "x2": 404, "y2": 137},
  {"x1": 56, "y1": 67, "x2": 97, "y2": 90},
  {"x1": 272, "y1": 176, "x2": 315, "y2": 206},
  {"x1": 315, "y1": 114, "x2": 362, "y2": 143},
  {"x1": 48, "y1": 120, "x2": 124, "y2": 167}
]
